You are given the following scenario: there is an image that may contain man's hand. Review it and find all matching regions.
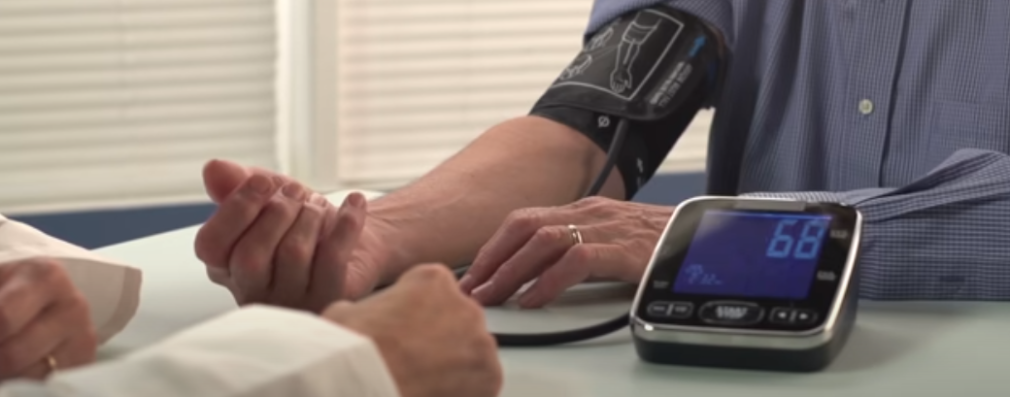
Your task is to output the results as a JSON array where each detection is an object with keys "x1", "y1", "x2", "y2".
[
  {"x1": 323, "y1": 265, "x2": 502, "y2": 397},
  {"x1": 0, "y1": 259, "x2": 97, "y2": 381},
  {"x1": 460, "y1": 197, "x2": 673, "y2": 308},
  {"x1": 194, "y1": 160, "x2": 393, "y2": 313}
]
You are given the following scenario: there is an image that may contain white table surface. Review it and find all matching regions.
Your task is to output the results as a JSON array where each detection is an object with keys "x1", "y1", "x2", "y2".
[{"x1": 96, "y1": 191, "x2": 1010, "y2": 397}]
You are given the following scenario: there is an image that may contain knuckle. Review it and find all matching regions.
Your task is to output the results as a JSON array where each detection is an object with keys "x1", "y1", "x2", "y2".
[
  {"x1": 205, "y1": 267, "x2": 231, "y2": 286},
  {"x1": 576, "y1": 196, "x2": 617, "y2": 215},
  {"x1": 410, "y1": 263, "x2": 455, "y2": 283},
  {"x1": 24, "y1": 259, "x2": 64, "y2": 285},
  {"x1": 192, "y1": 218, "x2": 237, "y2": 266},
  {"x1": 504, "y1": 208, "x2": 541, "y2": 231},
  {"x1": 193, "y1": 234, "x2": 220, "y2": 265},
  {"x1": 270, "y1": 198, "x2": 301, "y2": 219},
  {"x1": 229, "y1": 248, "x2": 266, "y2": 271},
  {"x1": 276, "y1": 238, "x2": 314, "y2": 265},
  {"x1": 532, "y1": 226, "x2": 565, "y2": 245},
  {"x1": 577, "y1": 196, "x2": 606, "y2": 206}
]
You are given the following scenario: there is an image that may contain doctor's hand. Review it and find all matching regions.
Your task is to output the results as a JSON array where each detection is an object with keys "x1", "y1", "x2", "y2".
[
  {"x1": 460, "y1": 197, "x2": 673, "y2": 308},
  {"x1": 195, "y1": 160, "x2": 394, "y2": 313},
  {"x1": 323, "y1": 264, "x2": 502, "y2": 397},
  {"x1": 0, "y1": 258, "x2": 96, "y2": 381}
]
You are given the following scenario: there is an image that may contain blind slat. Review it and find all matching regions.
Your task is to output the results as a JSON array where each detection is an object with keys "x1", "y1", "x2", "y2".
[
  {"x1": 0, "y1": 25, "x2": 274, "y2": 55},
  {"x1": 0, "y1": 63, "x2": 273, "y2": 92},
  {"x1": 334, "y1": 0, "x2": 710, "y2": 190},
  {"x1": 0, "y1": 117, "x2": 272, "y2": 148},
  {"x1": 0, "y1": 44, "x2": 274, "y2": 72},
  {"x1": 0, "y1": 0, "x2": 281, "y2": 214}
]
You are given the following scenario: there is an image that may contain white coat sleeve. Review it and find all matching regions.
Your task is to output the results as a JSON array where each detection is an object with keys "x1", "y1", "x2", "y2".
[
  {"x1": 0, "y1": 213, "x2": 142, "y2": 343},
  {"x1": 0, "y1": 305, "x2": 402, "y2": 397}
]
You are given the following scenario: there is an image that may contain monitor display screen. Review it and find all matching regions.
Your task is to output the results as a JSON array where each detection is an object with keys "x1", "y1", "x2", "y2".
[{"x1": 671, "y1": 210, "x2": 832, "y2": 300}]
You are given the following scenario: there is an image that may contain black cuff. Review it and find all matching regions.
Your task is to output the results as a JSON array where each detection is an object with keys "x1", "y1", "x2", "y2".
[
  {"x1": 530, "y1": 106, "x2": 649, "y2": 199},
  {"x1": 529, "y1": 80, "x2": 709, "y2": 200}
]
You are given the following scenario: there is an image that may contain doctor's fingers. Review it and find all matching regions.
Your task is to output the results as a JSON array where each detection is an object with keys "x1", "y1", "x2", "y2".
[
  {"x1": 0, "y1": 259, "x2": 76, "y2": 341},
  {"x1": 227, "y1": 183, "x2": 308, "y2": 304},
  {"x1": 307, "y1": 193, "x2": 368, "y2": 310},
  {"x1": 467, "y1": 222, "x2": 600, "y2": 306},
  {"x1": 195, "y1": 173, "x2": 282, "y2": 269},
  {"x1": 202, "y1": 159, "x2": 302, "y2": 204},
  {"x1": 12, "y1": 332, "x2": 95, "y2": 381},
  {"x1": 267, "y1": 195, "x2": 328, "y2": 306},
  {"x1": 0, "y1": 298, "x2": 95, "y2": 380}
]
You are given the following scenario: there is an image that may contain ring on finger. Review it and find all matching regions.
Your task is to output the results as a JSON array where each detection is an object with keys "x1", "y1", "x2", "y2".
[
  {"x1": 44, "y1": 355, "x2": 57, "y2": 373},
  {"x1": 567, "y1": 224, "x2": 584, "y2": 246}
]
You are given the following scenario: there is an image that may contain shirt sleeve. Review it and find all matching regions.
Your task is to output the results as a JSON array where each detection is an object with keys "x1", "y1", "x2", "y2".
[
  {"x1": 744, "y1": 149, "x2": 1010, "y2": 301},
  {"x1": 586, "y1": 0, "x2": 734, "y2": 45},
  {"x1": 0, "y1": 215, "x2": 142, "y2": 344},
  {"x1": 0, "y1": 306, "x2": 402, "y2": 397}
]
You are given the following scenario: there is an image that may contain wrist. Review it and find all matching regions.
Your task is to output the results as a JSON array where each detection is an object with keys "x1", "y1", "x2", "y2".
[{"x1": 362, "y1": 209, "x2": 415, "y2": 286}]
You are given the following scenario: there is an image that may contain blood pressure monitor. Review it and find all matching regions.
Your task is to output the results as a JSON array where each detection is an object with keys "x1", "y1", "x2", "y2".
[{"x1": 630, "y1": 196, "x2": 863, "y2": 372}]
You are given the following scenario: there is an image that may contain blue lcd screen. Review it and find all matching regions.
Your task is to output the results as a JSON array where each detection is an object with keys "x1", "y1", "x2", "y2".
[{"x1": 672, "y1": 210, "x2": 832, "y2": 300}]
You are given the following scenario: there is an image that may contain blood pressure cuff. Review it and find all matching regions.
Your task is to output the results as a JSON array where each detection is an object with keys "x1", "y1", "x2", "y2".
[{"x1": 529, "y1": 5, "x2": 725, "y2": 198}]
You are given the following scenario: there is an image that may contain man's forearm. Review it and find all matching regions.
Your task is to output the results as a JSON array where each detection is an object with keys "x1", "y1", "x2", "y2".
[{"x1": 367, "y1": 115, "x2": 623, "y2": 277}]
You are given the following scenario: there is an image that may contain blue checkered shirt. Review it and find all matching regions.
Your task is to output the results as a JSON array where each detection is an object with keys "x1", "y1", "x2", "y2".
[{"x1": 590, "y1": 0, "x2": 1010, "y2": 300}]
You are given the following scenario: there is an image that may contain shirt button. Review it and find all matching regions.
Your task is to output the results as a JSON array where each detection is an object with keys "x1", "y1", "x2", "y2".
[{"x1": 858, "y1": 99, "x2": 874, "y2": 115}]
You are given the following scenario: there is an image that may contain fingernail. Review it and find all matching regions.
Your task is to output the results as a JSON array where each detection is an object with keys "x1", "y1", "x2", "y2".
[
  {"x1": 247, "y1": 175, "x2": 272, "y2": 195},
  {"x1": 271, "y1": 175, "x2": 286, "y2": 187},
  {"x1": 281, "y1": 183, "x2": 303, "y2": 200},
  {"x1": 310, "y1": 194, "x2": 328, "y2": 206},
  {"x1": 471, "y1": 283, "x2": 492, "y2": 301},
  {"x1": 346, "y1": 193, "x2": 366, "y2": 208},
  {"x1": 459, "y1": 275, "x2": 474, "y2": 291}
]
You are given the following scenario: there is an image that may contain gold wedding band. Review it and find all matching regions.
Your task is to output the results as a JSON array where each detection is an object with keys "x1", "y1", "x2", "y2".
[
  {"x1": 45, "y1": 355, "x2": 57, "y2": 372},
  {"x1": 567, "y1": 224, "x2": 584, "y2": 246}
]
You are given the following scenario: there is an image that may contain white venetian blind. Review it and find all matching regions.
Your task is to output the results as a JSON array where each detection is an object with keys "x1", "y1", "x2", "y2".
[
  {"x1": 0, "y1": 0, "x2": 281, "y2": 214},
  {"x1": 333, "y1": 0, "x2": 712, "y2": 190}
]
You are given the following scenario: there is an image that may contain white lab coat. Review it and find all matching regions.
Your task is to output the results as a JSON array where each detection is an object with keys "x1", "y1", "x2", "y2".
[{"x1": 0, "y1": 214, "x2": 401, "y2": 397}]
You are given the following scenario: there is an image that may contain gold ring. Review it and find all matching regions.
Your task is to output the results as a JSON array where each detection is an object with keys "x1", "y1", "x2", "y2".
[
  {"x1": 567, "y1": 224, "x2": 584, "y2": 246},
  {"x1": 45, "y1": 355, "x2": 57, "y2": 372}
]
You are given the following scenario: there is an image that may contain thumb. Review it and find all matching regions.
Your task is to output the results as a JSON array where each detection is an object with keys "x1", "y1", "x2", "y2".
[
  {"x1": 202, "y1": 159, "x2": 251, "y2": 203},
  {"x1": 321, "y1": 300, "x2": 357, "y2": 322}
]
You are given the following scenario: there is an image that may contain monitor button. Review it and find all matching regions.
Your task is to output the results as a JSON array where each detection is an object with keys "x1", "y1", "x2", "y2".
[
  {"x1": 669, "y1": 302, "x2": 694, "y2": 319},
  {"x1": 795, "y1": 309, "x2": 819, "y2": 325},
  {"x1": 699, "y1": 301, "x2": 763, "y2": 325},
  {"x1": 769, "y1": 308, "x2": 820, "y2": 326},
  {"x1": 646, "y1": 301, "x2": 694, "y2": 319},
  {"x1": 646, "y1": 301, "x2": 674, "y2": 317},
  {"x1": 769, "y1": 307, "x2": 795, "y2": 324}
]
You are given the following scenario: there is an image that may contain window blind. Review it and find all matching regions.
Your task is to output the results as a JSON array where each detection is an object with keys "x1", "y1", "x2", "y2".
[
  {"x1": 333, "y1": 0, "x2": 713, "y2": 190},
  {"x1": 0, "y1": 0, "x2": 281, "y2": 214}
]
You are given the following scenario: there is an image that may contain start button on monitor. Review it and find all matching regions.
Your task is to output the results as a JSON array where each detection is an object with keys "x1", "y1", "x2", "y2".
[{"x1": 699, "y1": 301, "x2": 764, "y2": 326}]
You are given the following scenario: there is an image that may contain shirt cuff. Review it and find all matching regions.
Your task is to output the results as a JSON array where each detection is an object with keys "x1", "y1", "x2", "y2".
[
  {"x1": 0, "y1": 214, "x2": 142, "y2": 344},
  {"x1": 741, "y1": 187, "x2": 896, "y2": 207},
  {"x1": 48, "y1": 306, "x2": 401, "y2": 397}
]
